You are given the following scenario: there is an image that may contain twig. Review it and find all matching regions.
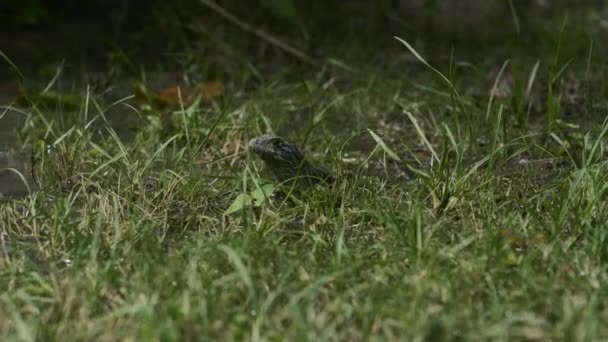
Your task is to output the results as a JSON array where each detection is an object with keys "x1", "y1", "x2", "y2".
[{"x1": 199, "y1": 0, "x2": 315, "y2": 65}]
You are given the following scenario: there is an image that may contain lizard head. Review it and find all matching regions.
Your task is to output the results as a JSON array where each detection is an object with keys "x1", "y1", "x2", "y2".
[
  {"x1": 249, "y1": 135, "x2": 304, "y2": 170},
  {"x1": 248, "y1": 134, "x2": 334, "y2": 188}
]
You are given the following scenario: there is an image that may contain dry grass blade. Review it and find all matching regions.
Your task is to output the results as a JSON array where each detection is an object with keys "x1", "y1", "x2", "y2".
[
  {"x1": 0, "y1": 50, "x2": 25, "y2": 82},
  {"x1": 526, "y1": 61, "x2": 541, "y2": 99},
  {"x1": 1, "y1": 168, "x2": 31, "y2": 194},
  {"x1": 394, "y1": 36, "x2": 468, "y2": 119},
  {"x1": 367, "y1": 129, "x2": 402, "y2": 163},
  {"x1": 486, "y1": 60, "x2": 511, "y2": 121},
  {"x1": 403, "y1": 110, "x2": 439, "y2": 162},
  {"x1": 394, "y1": 37, "x2": 457, "y2": 93}
]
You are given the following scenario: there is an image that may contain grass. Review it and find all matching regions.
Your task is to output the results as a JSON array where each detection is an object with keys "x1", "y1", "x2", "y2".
[{"x1": 2, "y1": 3, "x2": 608, "y2": 340}]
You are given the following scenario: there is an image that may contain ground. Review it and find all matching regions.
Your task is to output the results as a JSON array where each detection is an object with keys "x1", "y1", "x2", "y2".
[{"x1": 1, "y1": 1, "x2": 608, "y2": 340}]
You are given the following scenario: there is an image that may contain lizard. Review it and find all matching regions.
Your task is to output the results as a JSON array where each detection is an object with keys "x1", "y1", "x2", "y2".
[{"x1": 248, "y1": 134, "x2": 334, "y2": 191}]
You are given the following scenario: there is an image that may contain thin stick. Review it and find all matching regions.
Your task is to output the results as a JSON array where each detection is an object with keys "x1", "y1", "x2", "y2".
[{"x1": 199, "y1": 0, "x2": 315, "y2": 65}]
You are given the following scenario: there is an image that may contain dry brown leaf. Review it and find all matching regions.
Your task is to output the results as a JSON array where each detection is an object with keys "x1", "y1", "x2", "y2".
[
  {"x1": 199, "y1": 81, "x2": 223, "y2": 102},
  {"x1": 152, "y1": 82, "x2": 223, "y2": 108},
  {"x1": 153, "y1": 85, "x2": 194, "y2": 108}
]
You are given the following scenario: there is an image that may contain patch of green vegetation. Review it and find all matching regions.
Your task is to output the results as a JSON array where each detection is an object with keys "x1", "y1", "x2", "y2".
[{"x1": 1, "y1": 2, "x2": 608, "y2": 340}]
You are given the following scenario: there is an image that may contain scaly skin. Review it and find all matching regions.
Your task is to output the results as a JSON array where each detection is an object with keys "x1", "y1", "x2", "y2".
[{"x1": 248, "y1": 135, "x2": 334, "y2": 189}]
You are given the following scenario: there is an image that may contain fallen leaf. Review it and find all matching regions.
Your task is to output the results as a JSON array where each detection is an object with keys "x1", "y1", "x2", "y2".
[
  {"x1": 199, "y1": 81, "x2": 223, "y2": 102},
  {"x1": 152, "y1": 81, "x2": 223, "y2": 108},
  {"x1": 153, "y1": 85, "x2": 193, "y2": 108}
]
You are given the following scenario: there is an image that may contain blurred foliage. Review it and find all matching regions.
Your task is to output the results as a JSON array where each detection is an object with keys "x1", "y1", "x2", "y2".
[
  {"x1": 3, "y1": 0, "x2": 47, "y2": 27},
  {"x1": 2, "y1": 0, "x2": 299, "y2": 27},
  {"x1": 260, "y1": 0, "x2": 298, "y2": 21}
]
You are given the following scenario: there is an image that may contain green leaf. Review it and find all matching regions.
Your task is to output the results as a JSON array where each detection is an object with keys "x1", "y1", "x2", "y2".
[
  {"x1": 224, "y1": 182, "x2": 275, "y2": 216},
  {"x1": 251, "y1": 182, "x2": 275, "y2": 205},
  {"x1": 224, "y1": 194, "x2": 254, "y2": 216}
]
